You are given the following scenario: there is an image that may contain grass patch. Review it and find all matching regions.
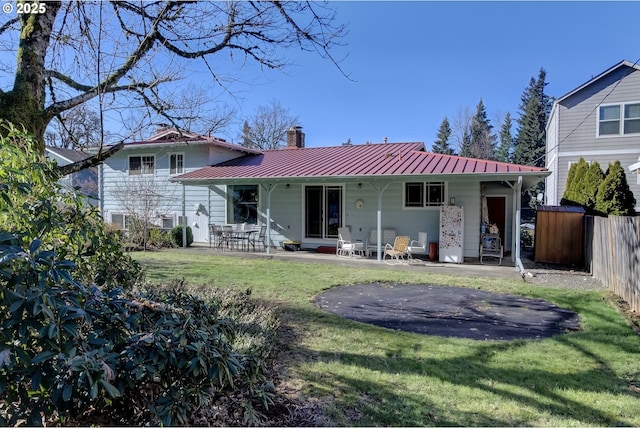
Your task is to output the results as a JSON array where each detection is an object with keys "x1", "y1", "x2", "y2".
[{"x1": 134, "y1": 250, "x2": 640, "y2": 426}]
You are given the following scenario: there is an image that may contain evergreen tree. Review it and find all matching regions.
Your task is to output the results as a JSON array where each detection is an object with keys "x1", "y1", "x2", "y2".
[
  {"x1": 496, "y1": 112, "x2": 514, "y2": 163},
  {"x1": 459, "y1": 126, "x2": 472, "y2": 158},
  {"x1": 513, "y1": 69, "x2": 553, "y2": 167},
  {"x1": 561, "y1": 158, "x2": 589, "y2": 206},
  {"x1": 595, "y1": 161, "x2": 637, "y2": 216},
  {"x1": 514, "y1": 68, "x2": 553, "y2": 209},
  {"x1": 582, "y1": 161, "x2": 605, "y2": 212},
  {"x1": 240, "y1": 121, "x2": 252, "y2": 147},
  {"x1": 432, "y1": 117, "x2": 454, "y2": 155},
  {"x1": 467, "y1": 99, "x2": 496, "y2": 160}
]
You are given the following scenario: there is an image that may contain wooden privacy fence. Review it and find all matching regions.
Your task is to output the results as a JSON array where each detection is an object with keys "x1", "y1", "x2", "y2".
[{"x1": 591, "y1": 215, "x2": 640, "y2": 312}]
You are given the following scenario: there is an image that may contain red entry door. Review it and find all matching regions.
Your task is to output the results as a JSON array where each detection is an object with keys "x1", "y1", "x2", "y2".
[{"x1": 486, "y1": 196, "x2": 506, "y2": 245}]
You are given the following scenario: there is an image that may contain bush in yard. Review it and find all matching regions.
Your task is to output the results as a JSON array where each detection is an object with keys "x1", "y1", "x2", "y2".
[
  {"x1": 148, "y1": 227, "x2": 175, "y2": 248},
  {"x1": 561, "y1": 157, "x2": 589, "y2": 207},
  {"x1": 0, "y1": 123, "x2": 280, "y2": 425},
  {"x1": 0, "y1": 121, "x2": 141, "y2": 290},
  {"x1": 595, "y1": 160, "x2": 637, "y2": 216},
  {"x1": 0, "y1": 241, "x2": 277, "y2": 425},
  {"x1": 171, "y1": 225, "x2": 194, "y2": 247},
  {"x1": 561, "y1": 158, "x2": 605, "y2": 214}
]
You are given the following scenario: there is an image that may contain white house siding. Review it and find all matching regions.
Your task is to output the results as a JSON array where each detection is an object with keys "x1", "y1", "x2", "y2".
[
  {"x1": 254, "y1": 179, "x2": 489, "y2": 258},
  {"x1": 548, "y1": 65, "x2": 640, "y2": 210},
  {"x1": 101, "y1": 143, "x2": 245, "y2": 243}
]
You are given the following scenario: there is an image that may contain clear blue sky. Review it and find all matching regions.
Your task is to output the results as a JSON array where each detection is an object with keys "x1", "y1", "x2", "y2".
[{"x1": 215, "y1": 1, "x2": 640, "y2": 150}]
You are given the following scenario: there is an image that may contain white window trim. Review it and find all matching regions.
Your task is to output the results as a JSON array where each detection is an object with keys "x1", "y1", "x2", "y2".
[
  {"x1": 169, "y1": 152, "x2": 185, "y2": 175},
  {"x1": 128, "y1": 153, "x2": 156, "y2": 176},
  {"x1": 597, "y1": 101, "x2": 640, "y2": 138},
  {"x1": 111, "y1": 212, "x2": 134, "y2": 230},
  {"x1": 402, "y1": 181, "x2": 448, "y2": 210},
  {"x1": 161, "y1": 215, "x2": 175, "y2": 230}
]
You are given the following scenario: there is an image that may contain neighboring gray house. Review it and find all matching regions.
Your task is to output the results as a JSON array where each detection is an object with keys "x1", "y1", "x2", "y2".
[
  {"x1": 97, "y1": 127, "x2": 258, "y2": 242},
  {"x1": 45, "y1": 146, "x2": 98, "y2": 202},
  {"x1": 546, "y1": 60, "x2": 640, "y2": 212}
]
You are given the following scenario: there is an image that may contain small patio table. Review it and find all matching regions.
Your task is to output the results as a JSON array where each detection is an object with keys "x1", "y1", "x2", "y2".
[{"x1": 223, "y1": 224, "x2": 258, "y2": 251}]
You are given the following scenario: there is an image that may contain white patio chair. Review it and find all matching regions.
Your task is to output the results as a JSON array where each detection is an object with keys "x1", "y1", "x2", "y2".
[
  {"x1": 383, "y1": 235, "x2": 410, "y2": 265},
  {"x1": 336, "y1": 227, "x2": 364, "y2": 257},
  {"x1": 408, "y1": 232, "x2": 428, "y2": 261},
  {"x1": 366, "y1": 228, "x2": 396, "y2": 257}
]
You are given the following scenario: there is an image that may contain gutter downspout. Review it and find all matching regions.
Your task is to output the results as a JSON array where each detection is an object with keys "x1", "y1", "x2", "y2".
[
  {"x1": 182, "y1": 184, "x2": 187, "y2": 248},
  {"x1": 98, "y1": 163, "x2": 104, "y2": 218}
]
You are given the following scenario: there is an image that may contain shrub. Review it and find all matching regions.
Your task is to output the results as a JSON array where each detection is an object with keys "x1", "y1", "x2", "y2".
[
  {"x1": 0, "y1": 123, "x2": 279, "y2": 425},
  {"x1": 561, "y1": 157, "x2": 589, "y2": 207},
  {"x1": 596, "y1": 161, "x2": 637, "y2": 216},
  {"x1": 0, "y1": 121, "x2": 141, "y2": 290},
  {"x1": 0, "y1": 241, "x2": 276, "y2": 425},
  {"x1": 171, "y1": 225, "x2": 194, "y2": 247},
  {"x1": 148, "y1": 228, "x2": 175, "y2": 248}
]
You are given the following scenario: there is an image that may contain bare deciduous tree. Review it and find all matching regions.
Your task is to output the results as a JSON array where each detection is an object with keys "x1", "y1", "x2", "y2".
[
  {"x1": 109, "y1": 176, "x2": 176, "y2": 250},
  {"x1": 45, "y1": 104, "x2": 108, "y2": 150},
  {"x1": 240, "y1": 100, "x2": 299, "y2": 150},
  {"x1": 0, "y1": 1, "x2": 346, "y2": 170},
  {"x1": 451, "y1": 107, "x2": 473, "y2": 154}
]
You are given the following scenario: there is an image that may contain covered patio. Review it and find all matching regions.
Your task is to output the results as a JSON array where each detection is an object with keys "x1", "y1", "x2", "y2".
[{"x1": 171, "y1": 136, "x2": 549, "y2": 275}]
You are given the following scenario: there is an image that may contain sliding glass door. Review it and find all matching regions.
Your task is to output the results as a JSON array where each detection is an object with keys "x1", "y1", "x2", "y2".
[{"x1": 305, "y1": 185, "x2": 343, "y2": 239}]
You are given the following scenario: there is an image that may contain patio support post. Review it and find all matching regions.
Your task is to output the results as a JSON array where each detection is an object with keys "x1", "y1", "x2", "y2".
[
  {"x1": 372, "y1": 183, "x2": 390, "y2": 262},
  {"x1": 182, "y1": 183, "x2": 187, "y2": 248},
  {"x1": 261, "y1": 183, "x2": 277, "y2": 255},
  {"x1": 505, "y1": 180, "x2": 517, "y2": 261},
  {"x1": 208, "y1": 186, "x2": 212, "y2": 248},
  {"x1": 514, "y1": 176, "x2": 525, "y2": 274}
]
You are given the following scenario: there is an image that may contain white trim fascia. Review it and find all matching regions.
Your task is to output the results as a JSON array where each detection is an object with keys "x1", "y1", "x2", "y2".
[
  {"x1": 556, "y1": 60, "x2": 640, "y2": 103},
  {"x1": 558, "y1": 148, "x2": 640, "y2": 157},
  {"x1": 629, "y1": 160, "x2": 640, "y2": 171}
]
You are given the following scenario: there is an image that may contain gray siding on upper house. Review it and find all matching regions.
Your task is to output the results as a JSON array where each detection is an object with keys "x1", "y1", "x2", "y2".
[{"x1": 546, "y1": 65, "x2": 640, "y2": 210}]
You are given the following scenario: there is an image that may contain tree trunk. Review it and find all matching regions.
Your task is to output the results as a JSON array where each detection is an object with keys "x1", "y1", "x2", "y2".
[{"x1": 0, "y1": 4, "x2": 61, "y2": 151}]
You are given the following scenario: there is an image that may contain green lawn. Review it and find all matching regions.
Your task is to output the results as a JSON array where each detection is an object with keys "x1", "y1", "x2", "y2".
[{"x1": 133, "y1": 250, "x2": 640, "y2": 426}]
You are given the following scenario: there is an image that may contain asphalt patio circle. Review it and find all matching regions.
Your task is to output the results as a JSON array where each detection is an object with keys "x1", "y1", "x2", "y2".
[{"x1": 315, "y1": 283, "x2": 581, "y2": 340}]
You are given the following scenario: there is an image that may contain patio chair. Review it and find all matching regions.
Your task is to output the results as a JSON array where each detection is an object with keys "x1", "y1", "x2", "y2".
[
  {"x1": 336, "y1": 227, "x2": 364, "y2": 257},
  {"x1": 383, "y1": 235, "x2": 410, "y2": 265},
  {"x1": 222, "y1": 225, "x2": 239, "y2": 250},
  {"x1": 251, "y1": 224, "x2": 267, "y2": 251},
  {"x1": 408, "y1": 232, "x2": 428, "y2": 261},
  {"x1": 209, "y1": 224, "x2": 224, "y2": 249},
  {"x1": 366, "y1": 228, "x2": 396, "y2": 257}
]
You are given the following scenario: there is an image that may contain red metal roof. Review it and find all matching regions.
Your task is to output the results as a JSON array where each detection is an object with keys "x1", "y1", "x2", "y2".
[
  {"x1": 123, "y1": 129, "x2": 260, "y2": 154},
  {"x1": 173, "y1": 142, "x2": 547, "y2": 181}
]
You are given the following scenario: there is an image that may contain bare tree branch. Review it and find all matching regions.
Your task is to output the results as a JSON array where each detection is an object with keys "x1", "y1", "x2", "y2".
[
  {"x1": 57, "y1": 141, "x2": 124, "y2": 176},
  {"x1": 0, "y1": 1, "x2": 348, "y2": 154}
]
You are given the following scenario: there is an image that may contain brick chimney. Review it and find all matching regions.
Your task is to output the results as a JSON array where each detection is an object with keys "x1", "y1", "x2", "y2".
[{"x1": 286, "y1": 126, "x2": 305, "y2": 149}]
